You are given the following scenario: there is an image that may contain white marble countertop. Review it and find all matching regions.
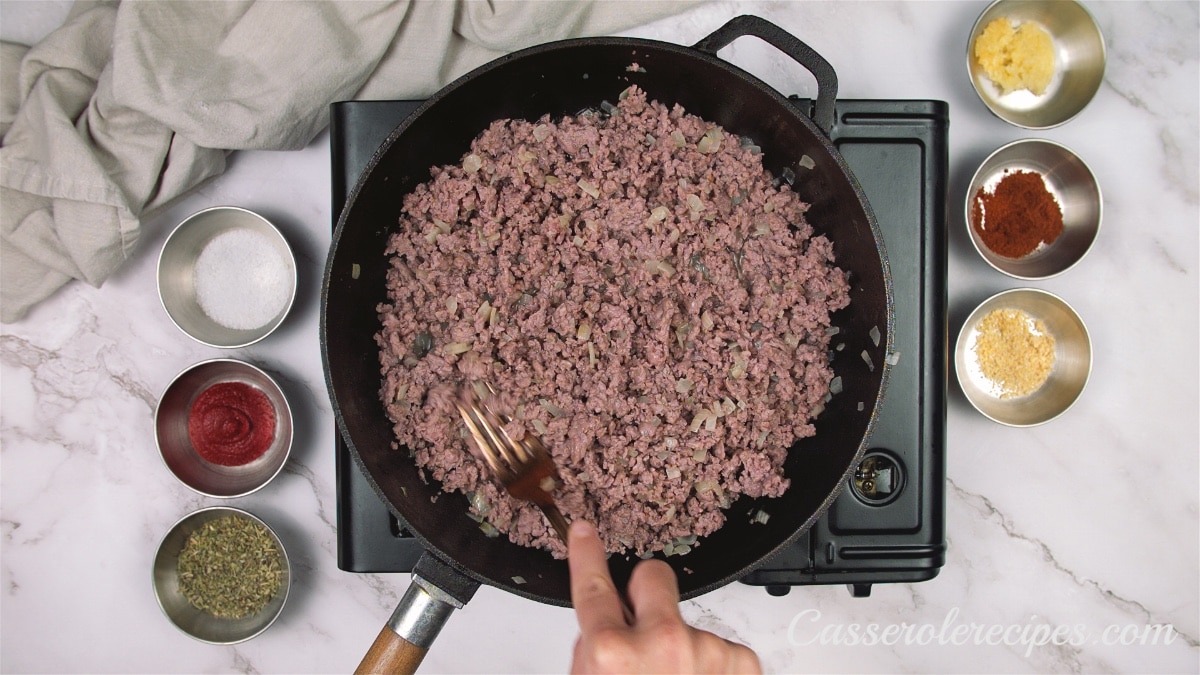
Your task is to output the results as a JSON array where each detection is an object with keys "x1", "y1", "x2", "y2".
[{"x1": 2, "y1": 1, "x2": 1197, "y2": 673}]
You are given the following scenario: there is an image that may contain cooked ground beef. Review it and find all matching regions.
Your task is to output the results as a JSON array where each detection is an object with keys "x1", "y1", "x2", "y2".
[{"x1": 377, "y1": 86, "x2": 849, "y2": 558}]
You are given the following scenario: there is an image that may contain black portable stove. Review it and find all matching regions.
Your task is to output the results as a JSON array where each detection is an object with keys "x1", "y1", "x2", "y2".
[{"x1": 330, "y1": 97, "x2": 947, "y2": 598}]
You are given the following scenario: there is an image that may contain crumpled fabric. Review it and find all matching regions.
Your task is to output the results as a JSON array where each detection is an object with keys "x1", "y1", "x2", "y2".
[{"x1": 0, "y1": 0, "x2": 698, "y2": 322}]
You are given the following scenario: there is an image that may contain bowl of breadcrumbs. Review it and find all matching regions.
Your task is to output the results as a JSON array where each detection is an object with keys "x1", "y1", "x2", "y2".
[{"x1": 955, "y1": 288, "x2": 1091, "y2": 426}]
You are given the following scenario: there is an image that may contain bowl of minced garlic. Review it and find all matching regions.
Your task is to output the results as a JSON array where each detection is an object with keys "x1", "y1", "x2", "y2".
[
  {"x1": 967, "y1": 0, "x2": 1105, "y2": 129},
  {"x1": 955, "y1": 288, "x2": 1091, "y2": 426}
]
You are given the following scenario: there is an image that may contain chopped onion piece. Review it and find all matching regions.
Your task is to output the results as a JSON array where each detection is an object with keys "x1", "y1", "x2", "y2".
[
  {"x1": 351, "y1": 263, "x2": 361, "y2": 279},
  {"x1": 862, "y1": 350, "x2": 875, "y2": 372},
  {"x1": 697, "y1": 132, "x2": 722, "y2": 154},
  {"x1": 444, "y1": 342, "x2": 472, "y2": 355},
  {"x1": 578, "y1": 180, "x2": 600, "y2": 198},
  {"x1": 666, "y1": 467, "x2": 682, "y2": 480},
  {"x1": 730, "y1": 356, "x2": 749, "y2": 380},
  {"x1": 829, "y1": 376, "x2": 843, "y2": 395},
  {"x1": 869, "y1": 325, "x2": 881, "y2": 347},
  {"x1": 539, "y1": 399, "x2": 566, "y2": 418},
  {"x1": 799, "y1": 154, "x2": 815, "y2": 170},
  {"x1": 704, "y1": 413, "x2": 717, "y2": 432},
  {"x1": 885, "y1": 351, "x2": 901, "y2": 366},
  {"x1": 576, "y1": 320, "x2": 592, "y2": 341},
  {"x1": 462, "y1": 154, "x2": 483, "y2": 173},
  {"x1": 470, "y1": 491, "x2": 492, "y2": 516},
  {"x1": 533, "y1": 124, "x2": 551, "y2": 142},
  {"x1": 675, "y1": 378, "x2": 694, "y2": 394},
  {"x1": 511, "y1": 576, "x2": 527, "y2": 585},
  {"x1": 531, "y1": 419, "x2": 548, "y2": 436}
]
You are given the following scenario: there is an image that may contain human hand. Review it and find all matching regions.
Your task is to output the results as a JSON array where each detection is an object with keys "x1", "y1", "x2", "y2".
[{"x1": 567, "y1": 520, "x2": 762, "y2": 674}]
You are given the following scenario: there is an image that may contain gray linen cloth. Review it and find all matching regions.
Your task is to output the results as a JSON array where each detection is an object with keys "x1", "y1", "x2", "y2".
[{"x1": 0, "y1": 0, "x2": 697, "y2": 322}]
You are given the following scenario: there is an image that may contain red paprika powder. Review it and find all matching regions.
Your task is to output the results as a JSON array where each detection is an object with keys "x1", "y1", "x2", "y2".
[
  {"x1": 972, "y1": 170, "x2": 1063, "y2": 258},
  {"x1": 188, "y1": 382, "x2": 276, "y2": 466}
]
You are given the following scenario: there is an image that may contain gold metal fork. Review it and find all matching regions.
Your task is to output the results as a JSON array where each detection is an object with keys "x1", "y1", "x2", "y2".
[
  {"x1": 455, "y1": 382, "x2": 570, "y2": 543},
  {"x1": 457, "y1": 383, "x2": 636, "y2": 622}
]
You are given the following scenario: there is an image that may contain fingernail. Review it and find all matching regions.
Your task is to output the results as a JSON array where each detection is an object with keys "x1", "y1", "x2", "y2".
[{"x1": 569, "y1": 520, "x2": 595, "y2": 539}]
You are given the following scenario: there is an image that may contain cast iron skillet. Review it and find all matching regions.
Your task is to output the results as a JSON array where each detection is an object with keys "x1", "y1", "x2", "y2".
[{"x1": 321, "y1": 15, "x2": 893, "y2": 673}]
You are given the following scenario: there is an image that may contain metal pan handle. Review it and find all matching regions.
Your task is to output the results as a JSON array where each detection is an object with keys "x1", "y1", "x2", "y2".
[
  {"x1": 693, "y1": 15, "x2": 839, "y2": 136},
  {"x1": 356, "y1": 553, "x2": 480, "y2": 674}
]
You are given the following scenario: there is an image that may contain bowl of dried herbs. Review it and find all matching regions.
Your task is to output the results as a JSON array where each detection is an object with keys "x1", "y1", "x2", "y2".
[{"x1": 152, "y1": 506, "x2": 290, "y2": 644}]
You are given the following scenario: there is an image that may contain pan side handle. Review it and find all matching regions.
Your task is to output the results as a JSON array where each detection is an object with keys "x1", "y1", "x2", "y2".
[
  {"x1": 692, "y1": 15, "x2": 839, "y2": 137},
  {"x1": 356, "y1": 556, "x2": 480, "y2": 674}
]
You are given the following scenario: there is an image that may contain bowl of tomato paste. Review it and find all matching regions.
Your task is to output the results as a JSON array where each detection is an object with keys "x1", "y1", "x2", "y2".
[{"x1": 156, "y1": 359, "x2": 293, "y2": 497}]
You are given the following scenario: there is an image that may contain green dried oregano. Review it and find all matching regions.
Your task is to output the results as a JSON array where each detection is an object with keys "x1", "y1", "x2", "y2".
[{"x1": 177, "y1": 516, "x2": 282, "y2": 619}]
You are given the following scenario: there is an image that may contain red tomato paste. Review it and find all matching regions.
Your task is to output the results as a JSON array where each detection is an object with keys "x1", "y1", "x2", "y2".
[{"x1": 188, "y1": 382, "x2": 276, "y2": 466}]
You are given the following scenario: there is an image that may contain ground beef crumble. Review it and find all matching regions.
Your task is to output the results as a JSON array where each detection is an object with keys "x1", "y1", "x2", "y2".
[{"x1": 376, "y1": 86, "x2": 849, "y2": 558}]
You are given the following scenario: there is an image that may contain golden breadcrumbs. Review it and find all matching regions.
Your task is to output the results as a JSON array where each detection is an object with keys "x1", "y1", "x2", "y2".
[
  {"x1": 974, "y1": 308, "x2": 1056, "y2": 399},
  {"x1": 974, "y1": 18, "x2": 1055, "y2": 95}
]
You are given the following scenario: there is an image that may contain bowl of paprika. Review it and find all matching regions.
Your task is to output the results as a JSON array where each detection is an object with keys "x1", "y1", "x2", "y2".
[
  {"x1": 966, "y1": 138, "x2": 1101, "y2": 279},
  {"x1": 155, "y1": 359, "x2": 293, "y2": 498}
]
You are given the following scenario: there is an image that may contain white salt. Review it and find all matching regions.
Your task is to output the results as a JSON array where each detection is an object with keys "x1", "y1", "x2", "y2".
[{"x1": 194, "y1": 229, "x2": 291, "y2": 330}]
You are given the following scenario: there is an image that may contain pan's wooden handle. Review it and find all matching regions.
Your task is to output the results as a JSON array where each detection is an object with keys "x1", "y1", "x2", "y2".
[
  {"x1": 355, "y1": 576, "x2": 461, "y2": 674},
  {"x1": 356, "y1": 626, "x2": 428, "y2": 675}
]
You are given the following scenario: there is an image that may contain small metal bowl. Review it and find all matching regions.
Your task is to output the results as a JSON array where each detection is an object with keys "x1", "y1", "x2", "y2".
[
  {"x1": 966, "y1": 139, "x2": 1101, "y2": 279},
  {"x1": 153, "y1": 506, "x2": 291, "y2": 644},
  {"x1": 158, "y1": 206, "x2": 297, "y2": 348},
  {"x1": 155, "y1": 359, "x2": 293, "y2": 498},
  {"x1": 967, "y1": 0, "x2": 1105, "y2": 129},
  {"x1": 955, "y1": 288, "x2": 1091, "y2": 426}
]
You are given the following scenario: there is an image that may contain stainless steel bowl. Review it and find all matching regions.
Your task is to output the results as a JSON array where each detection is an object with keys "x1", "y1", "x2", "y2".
[
  {"x1": 967, "y1": 0, "x2": 1105, "y2": 129},
  {"x1": 152, "y1": 506, "x2": 291, "y2": 644},
  {"x1": 158, "y1": 206, "x2": 297, "y2": 348},
  {"x1": 966, "y1": 139, "x2": 1101, "y2": 279},
  {"x1": 955, "y1": 288, "x2": 1091, "y2": 426},
  {"x1": 155, "y1": 359, "x2": 293, "y2": 498}
]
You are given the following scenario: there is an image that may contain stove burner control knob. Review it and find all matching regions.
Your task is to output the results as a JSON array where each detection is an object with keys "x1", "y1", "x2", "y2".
[{"x1": 851, "y1": 451, "x2": 904, "y2": 505}]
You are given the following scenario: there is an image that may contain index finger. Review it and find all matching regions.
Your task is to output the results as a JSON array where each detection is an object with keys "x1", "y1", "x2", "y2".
[{"x1": 567, "y1": 520, "x2": 627, "y2": 634}]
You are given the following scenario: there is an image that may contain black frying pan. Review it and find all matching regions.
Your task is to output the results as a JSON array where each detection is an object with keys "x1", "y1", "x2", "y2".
[{"x1": 321, "y1": 16, "x2": 893, "y2": 673}]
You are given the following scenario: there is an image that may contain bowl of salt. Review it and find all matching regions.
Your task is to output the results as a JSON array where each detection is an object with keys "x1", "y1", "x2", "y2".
[{"x1": 158, "y1": 206, "x2": 297, "y2": 348}]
